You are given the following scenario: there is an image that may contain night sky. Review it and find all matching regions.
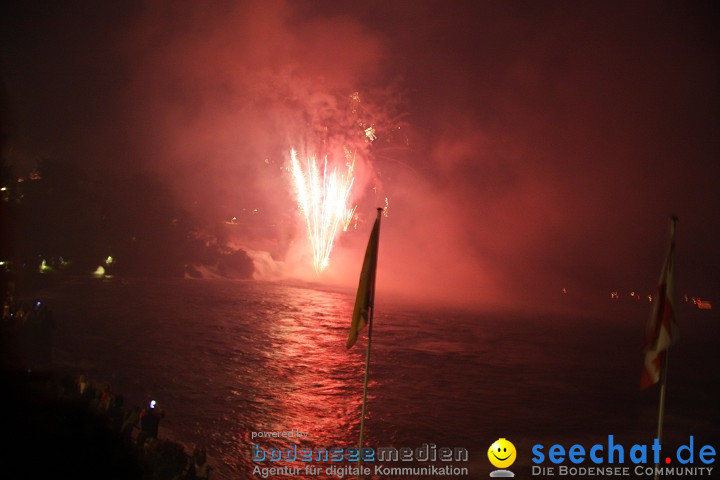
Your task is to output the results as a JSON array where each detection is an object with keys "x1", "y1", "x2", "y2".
[{"x1": 2, "y1": 0, "x2": 718, "y2": 308}]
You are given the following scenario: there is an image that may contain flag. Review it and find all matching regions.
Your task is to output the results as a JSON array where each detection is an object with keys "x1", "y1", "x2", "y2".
[
  {"x1": 346, "y1": 213, "x2": 381, "y2": 349},
  {"x1": 641, "y1": 220, "x2": 679, "y2": 389}
]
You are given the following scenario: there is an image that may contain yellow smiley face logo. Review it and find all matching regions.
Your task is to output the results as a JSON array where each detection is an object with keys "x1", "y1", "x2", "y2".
[{"x1": 488, "y1": 438, "x2": 516, "y2": 469}]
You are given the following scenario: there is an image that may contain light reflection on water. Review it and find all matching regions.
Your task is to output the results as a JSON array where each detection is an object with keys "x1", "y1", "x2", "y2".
[
  {"x1": 44, "y1": 278, "x2": 720, "y2": 478},
  {"x1": 241, "y1": 287, "x2": 365, "y2": 464}
]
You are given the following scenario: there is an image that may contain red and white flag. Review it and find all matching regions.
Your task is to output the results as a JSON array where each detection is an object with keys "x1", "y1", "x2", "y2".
[{"x1": 640, "y1": 219, "x2": 680, "y2": 389}]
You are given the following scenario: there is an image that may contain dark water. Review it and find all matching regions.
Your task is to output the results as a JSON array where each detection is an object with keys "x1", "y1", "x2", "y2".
[{"x1": 33, "y1": 278, "x2": 720, "y2": 478}]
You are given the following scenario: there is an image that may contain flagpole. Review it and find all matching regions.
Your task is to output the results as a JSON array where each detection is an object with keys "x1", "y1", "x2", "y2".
[
  {"x1": 653, "y1": 215, "x2": 676, "y2": 480},
  {"x1": 356, "y1": 305, "x2": 373, "y2": 479},
  {"x1": 653, "y1": 351, "x2": 669, "y2": 480},
  {"x1": 357, "y1": 208, "x2": 382, "y2": 480}
]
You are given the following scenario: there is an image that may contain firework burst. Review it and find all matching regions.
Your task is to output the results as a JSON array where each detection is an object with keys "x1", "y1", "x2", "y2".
[{"x1": 290, "y1": 148, "x2": 356, "y2": 272}]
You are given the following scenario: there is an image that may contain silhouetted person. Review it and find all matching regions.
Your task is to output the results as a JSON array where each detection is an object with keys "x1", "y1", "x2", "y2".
[
  {"x1": 139, "y1": 402, "x2": 164, "y2": 444},
  {"x1": 108, "y1": 394, "x2": 125, "y2": 432},
  {"x1": 99, "y1": 382, "x2": 112, "y2": 412},
  {"x1": 187, "y1": 445, "x2": 210, "y2": 479},
  {"x1": 81, "y1": 380, "x2": 96, "y2": 406},
  {"x1": 77, "y1": 374, "x2": 88, "y2": 397},
  {"x1": 121, "y1": 406, "x2": 140, "y2": 446}
]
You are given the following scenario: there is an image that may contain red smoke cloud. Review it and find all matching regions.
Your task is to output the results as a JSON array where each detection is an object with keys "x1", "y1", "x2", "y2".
[{"x1": 2, "y1": 0, "x2": 718, "y2": 309}]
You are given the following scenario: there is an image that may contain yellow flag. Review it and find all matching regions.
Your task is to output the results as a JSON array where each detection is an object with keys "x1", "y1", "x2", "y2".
[{"x1": 346, "y1": 213, "x2": 381, "y2": 349}]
